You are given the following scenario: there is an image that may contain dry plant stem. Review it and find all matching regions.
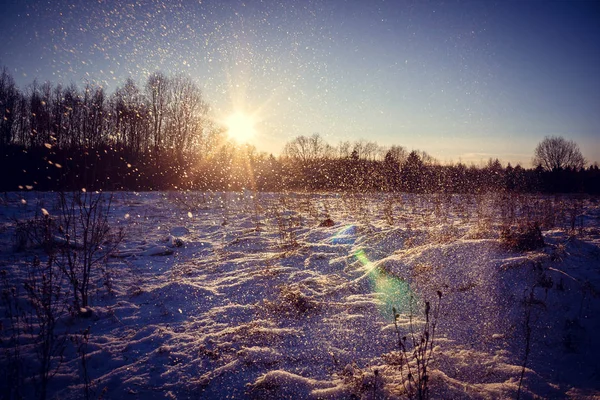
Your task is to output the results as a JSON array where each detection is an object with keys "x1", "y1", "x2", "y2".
[
  {"x1": 393, "y1": 291, "x2": 442, "y2": 400},
  {"x1": 383, "y1": 195, "x2": 394, "y2": 225},
  {"x1": 251, "y1": 191, "x2": 263, "y2": 230},
  {"x1": 0, "y1": 270, "x2": 25, "y2": 399},
  {"x1": 516, "y1": 288, "x2": 535, "y2": 400},
  {"x1": 271, "y1": 194, "x2": 300, "y2": 249},
  {"x1": 77, "y1": 326, "x2": 92, "y2": 400},
  {"x1": 393, "y1": 307, "x2": 413, "y2": 397},
  {"x1": 24, "y1": 255, "x2": 68, "y2": 400}
]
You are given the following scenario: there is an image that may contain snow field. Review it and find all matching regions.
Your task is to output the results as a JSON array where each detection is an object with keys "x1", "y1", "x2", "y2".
[{"x1": 1, "y1": 191, "x2": 599, "y2": 399}]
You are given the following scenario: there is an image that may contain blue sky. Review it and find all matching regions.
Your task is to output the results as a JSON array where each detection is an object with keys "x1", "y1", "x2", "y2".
[{"x1": 1, "y1": 0, "x2": 599, "y2": 165}]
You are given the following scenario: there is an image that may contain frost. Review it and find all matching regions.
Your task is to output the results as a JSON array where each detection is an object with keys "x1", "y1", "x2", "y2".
[{"x1": 1, "y1": 191, "x2": 598, "y2": 398}]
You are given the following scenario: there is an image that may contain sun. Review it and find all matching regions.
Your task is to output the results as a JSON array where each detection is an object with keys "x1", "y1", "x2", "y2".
[{"x1": 224, "y1": 111, "x2": 257, "y2": 143}]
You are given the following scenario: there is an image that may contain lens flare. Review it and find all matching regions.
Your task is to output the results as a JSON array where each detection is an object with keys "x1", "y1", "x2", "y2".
[
  {"x1": 331, "y1": 225, "x2": 357, "y2": 244},
  {"x1": 354, "y1": 249, "x2": 413, "y2": 319}
]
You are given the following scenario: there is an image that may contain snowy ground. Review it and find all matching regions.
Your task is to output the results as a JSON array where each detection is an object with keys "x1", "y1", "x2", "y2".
[{"x1": 1, "y1": 191, "x2": 599, "y2": 399}]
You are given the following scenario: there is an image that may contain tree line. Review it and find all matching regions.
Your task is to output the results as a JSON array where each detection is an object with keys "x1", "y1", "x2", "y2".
[
  {"x1": 0, "y1": 68, "x2": 214, "y2": 158},
  {"x1": 1, "y1": 68, "x2": 598, "y2": 193}
]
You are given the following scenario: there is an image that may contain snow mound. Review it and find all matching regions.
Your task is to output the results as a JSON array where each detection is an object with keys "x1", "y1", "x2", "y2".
[{"x1": 249, "y1": 370, "x2": 337, "y2": 399}]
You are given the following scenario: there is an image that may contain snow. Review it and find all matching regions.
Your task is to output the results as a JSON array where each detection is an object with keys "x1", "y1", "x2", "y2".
[{"x1": 1, "y1": 191, "x2": 599, "y2": 399}]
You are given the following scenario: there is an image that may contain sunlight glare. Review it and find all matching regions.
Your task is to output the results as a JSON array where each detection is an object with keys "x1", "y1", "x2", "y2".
[{"x1": 224, "y1": 112, "x2": 257, "y2": 143}]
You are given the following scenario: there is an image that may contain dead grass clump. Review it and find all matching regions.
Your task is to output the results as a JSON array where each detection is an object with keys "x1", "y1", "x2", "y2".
[
  {"x1": 334, "y1": 364, "x2": 385, "y2": 399},
  {"x1": 263, "y1": 286, "x2": 319, "y2": 317},
  {"x1": 319, "y1": 218, "x2": 335, "y2": 227},
  {"x1": 428, "y1": 225, "x2": 461, "y2": 244},
  {"x1": 500, "y1": 223, "x2": 545, "y2": 252},
  {"x1": 13, "y1": 213, "x2": 56, "y2": 252},
  {"x1": 280, "y1": 286, "x2": 319, "y2": 314},
  {"x1": 413, "y1": 263, "x2": 434, "y2": 277},
  {"x1": 269, "y1": 205, "x2": 302, "y2": 249}
]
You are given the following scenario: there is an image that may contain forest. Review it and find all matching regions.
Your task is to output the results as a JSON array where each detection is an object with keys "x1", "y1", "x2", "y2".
[{"x1": 1, "y1": 68, "x2": 598, "y2": 193}]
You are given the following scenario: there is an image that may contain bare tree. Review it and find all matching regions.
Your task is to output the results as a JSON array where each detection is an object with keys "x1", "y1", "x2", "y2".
[
  {"x1": 111, "y1": 78, "x2": 149, "y2": 154},
  {"x1": 0, "y1": 67, "x2": 19, "y2": 147},
  {"x1": 15, "y1": 90, "x2": 29, "y2": 146},
  {"x1": 51, "y1": 84, "x2": 64, "y2": 148},
  {"x1": 63, "y1": 83, "x2": 83, "y2": 149},
  {"x1": 533, "y1": 136, "x2": 585, "y2": 171},
  {"x1": 351, "y1": 139, "x2": 380, "y2": 161},
  {"x1": 166, "y1": 74, "x2": 208, "y2": 158},
  {"x1": 145, "y1": 72, "x2": 170, "y2": 153},
  {"x1": 383, "y1": 145, "x2": 408, "y2": 164},
  {"x1": 82, "y1": 84, "x2": 107, "y2": 148},
  {"x1": 337, "y1": 140, "x2": 352, "y2": 159},
  {"x1": 282, "y1": 133, "x2": 328, "y2": 162}
]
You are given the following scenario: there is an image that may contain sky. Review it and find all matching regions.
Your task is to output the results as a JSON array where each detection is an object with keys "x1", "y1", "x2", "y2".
[{"x1": 1, "y1": 0, "x2": 599, "y2": 166}]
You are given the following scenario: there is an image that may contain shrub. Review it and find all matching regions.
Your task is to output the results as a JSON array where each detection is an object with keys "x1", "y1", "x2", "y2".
[
  {"x1": 500, "y1": 223, "x2": 545, "y2": 252},
  {"x1": 55, "y1": 190, "x2": 122, "y2": 312}
]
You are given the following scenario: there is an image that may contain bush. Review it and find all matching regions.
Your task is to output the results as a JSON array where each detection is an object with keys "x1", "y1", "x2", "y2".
[
  {"x1": 500, "y1": 223, "x2": 545, "y2": 252},
  {"x1": 55, "y1": 191, "x2": 122, "y2": 312}
]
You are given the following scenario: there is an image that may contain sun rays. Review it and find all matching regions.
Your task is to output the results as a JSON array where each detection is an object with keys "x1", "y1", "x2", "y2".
[{"x1": 224, "y1": 111, "x2": 258, "y2": 143}]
